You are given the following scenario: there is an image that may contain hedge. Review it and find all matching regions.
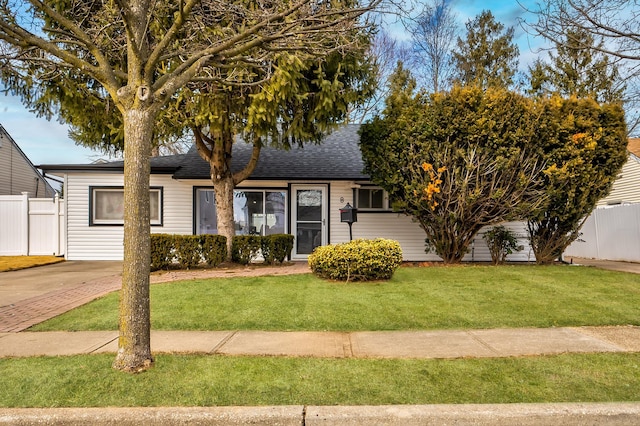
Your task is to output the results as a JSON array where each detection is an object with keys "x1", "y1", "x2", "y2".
[
  {"x1": 261, "y1": 234, "x2": 295, "y2": 264},
  {"x1": 151, "y1": 233, "x2": 295, "y2": 269},
  {"x1": 150, "y1": 234, "x2": 227, "y2": 271}
]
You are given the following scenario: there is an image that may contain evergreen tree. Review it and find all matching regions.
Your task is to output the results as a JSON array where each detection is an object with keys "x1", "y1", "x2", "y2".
[
  {"x1": 528, "y1": 27, "x2": 624, "y2": 102},
  {"x1": 451, "y1": 10, "x2": 519, "y2": 89},
  {"x1": 525, "y1": 26, "x2": 627, "y2": 264}
]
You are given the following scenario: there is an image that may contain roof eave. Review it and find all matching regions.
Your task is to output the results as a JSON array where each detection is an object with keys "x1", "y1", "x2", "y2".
[{"x1": 38, "y1": 164, "x2": 180, "y2": 174}]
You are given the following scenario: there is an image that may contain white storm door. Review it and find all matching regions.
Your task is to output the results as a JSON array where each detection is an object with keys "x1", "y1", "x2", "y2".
[{"x1": 291, "y1": 185, "x2": 327, "y2": 258}]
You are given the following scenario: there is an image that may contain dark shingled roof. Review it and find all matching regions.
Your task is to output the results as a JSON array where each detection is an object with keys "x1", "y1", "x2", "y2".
[
  {"x1": 175, "y1": 124, "x2": 368, "y2": 180},
  {"x1": 40, "y1": 124, "x2": 369, "y2": 181},
  {"x1": 39, "y1": 154, "x2": 187, "y2": 174}
]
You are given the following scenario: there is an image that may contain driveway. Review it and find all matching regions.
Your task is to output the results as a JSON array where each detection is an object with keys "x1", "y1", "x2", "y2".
[
  {"x1": 567, "y1": 257, "x2": 640, "y2": 274},
  {"x1": 0, "y1": 261, "x2": 122, "y2": 307}
]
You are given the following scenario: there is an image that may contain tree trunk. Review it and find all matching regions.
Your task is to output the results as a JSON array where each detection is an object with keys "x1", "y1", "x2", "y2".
[
  {"x1": 112, "y1": 107, "x2": 154, "y2": 373},
  {"x1": 212, "y1": 174, "x2": 236, "y2": 261}
]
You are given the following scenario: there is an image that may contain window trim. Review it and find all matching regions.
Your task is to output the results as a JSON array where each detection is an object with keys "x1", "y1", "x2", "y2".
[
  {"x1": 89, "y1": 186, "x2": 163, "y2": 226},
  {"x1": 234, "y1": 188, "x2": 288, "y2": 236},
  {"x1": 193, "y1": 186, "x2": 288, "y2": 235},
  {"x1": 355, "y1": 186, "x2": 391, "y2": 211}
]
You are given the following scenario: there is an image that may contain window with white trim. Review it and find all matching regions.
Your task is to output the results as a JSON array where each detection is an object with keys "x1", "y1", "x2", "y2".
[
  {"x1": 356, "y1": 187, "x2": 389, "y2": 210},
  {"x1": 90, "y1": 187, "x2": 163, "y2": 225}
]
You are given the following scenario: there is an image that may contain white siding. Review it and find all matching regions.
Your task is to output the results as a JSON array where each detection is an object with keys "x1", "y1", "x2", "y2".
[
  {"x1": 328, "y1": 182, "x2": 534, "y2": 262},
  {"x1": 598, "y1": 155, "x2": 640, "y2": 205},
  {"x1": 62, "y1": 175, "x2": 535, "y2": 262},
  {"x1": 65, "y1": 173, "x2": 193, "y2": 260}
]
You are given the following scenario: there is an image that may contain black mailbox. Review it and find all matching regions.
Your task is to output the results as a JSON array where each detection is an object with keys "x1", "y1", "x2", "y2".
[
  {"x1": 340, "y1": 202, "x2": 358, "y2": 223},
  {"x1": 340, "y1": 203, "x2": 357, "y2": 241}
]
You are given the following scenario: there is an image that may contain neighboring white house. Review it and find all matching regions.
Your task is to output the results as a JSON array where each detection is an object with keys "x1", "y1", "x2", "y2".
[
  {"x1": 565, "y1": 138, "x2": 640, "y2": 262},
  {"x1": 0, "y1": 123, "x2": 56, "y2": 197},
  {"x1": 40, "y1": 125, "x2": 534, "y2": 262},
  {"x1": 597, "y1": 138, "x2": 640, "y2": 206}
]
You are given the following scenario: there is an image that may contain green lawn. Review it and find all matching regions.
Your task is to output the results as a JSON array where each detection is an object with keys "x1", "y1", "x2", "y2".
[
  {"x1": 7, "y1": 264, "x2": 640, "y2": 407},
  {"x1": 32, "y1": 264, "x2": 640, "y2": 331},
  {"x1": 1, "y1": 353, "x2": 639, "y2": 407}
]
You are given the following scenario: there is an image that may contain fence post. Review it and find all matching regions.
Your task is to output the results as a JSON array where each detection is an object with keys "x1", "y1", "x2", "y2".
[
  {"x1": 54, "y1": 193, "x2": 61, "y2": 256},
  {"x1": 21, "y1": 192, "x2": 29, "y2": 255}
]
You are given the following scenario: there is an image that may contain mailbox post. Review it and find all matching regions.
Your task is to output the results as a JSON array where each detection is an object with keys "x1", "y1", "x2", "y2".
[{"x1": 339, "y1": 202, "x2": 358, "y2": 241}]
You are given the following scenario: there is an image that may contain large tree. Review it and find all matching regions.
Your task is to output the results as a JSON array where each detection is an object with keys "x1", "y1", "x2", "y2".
[
  {"x1": 348, "y1": 29, "x2": 409, "y2": 121},
  {"x1": 185, "y1": 50, "x2": 375, "y2": 258},
  {"x1": 451, "y1": 10, "x2": 519, "y2": 89},
  {"x1": 0, "y1": 0, "x2": 378, "y2": 372},
  {"x1": 524, "y1": 24, "x2": 628, "y2": 264},
  {"x1": 360, "y1": 68, "x2": 547, "y2": 263}
]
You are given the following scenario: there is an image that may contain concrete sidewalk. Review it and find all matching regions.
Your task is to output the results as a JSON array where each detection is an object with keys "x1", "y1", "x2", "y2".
[{"x1": 1, "y1": 326, "x2": 639, "y2": 358}]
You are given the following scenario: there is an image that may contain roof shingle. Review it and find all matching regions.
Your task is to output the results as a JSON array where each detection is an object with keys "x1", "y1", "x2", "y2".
[
  {"x1": 40, "y1": 124, "x2": 370, "y2": 181},
  {"x1": 175, "y1": 124, "x2": 368, "y2": 180}
]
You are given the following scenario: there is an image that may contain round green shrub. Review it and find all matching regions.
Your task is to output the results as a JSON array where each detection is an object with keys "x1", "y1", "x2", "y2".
[{"x1": 308, "y1": 238, "x2": 403, "y2": 281}]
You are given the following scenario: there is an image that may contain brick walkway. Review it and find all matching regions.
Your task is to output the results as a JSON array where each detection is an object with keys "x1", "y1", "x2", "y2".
[{"x1": 0, "y1": 275, "x2": 121, "y2": 332}]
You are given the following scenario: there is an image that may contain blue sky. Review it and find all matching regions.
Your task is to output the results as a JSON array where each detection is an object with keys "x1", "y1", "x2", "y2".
[{"x1": 1, "y1": 0, "x2": 545, "y2": 166}]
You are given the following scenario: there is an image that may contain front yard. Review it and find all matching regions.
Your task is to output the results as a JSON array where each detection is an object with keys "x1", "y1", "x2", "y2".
[{"x1": 2, "y1": 264, "x2": 639, "y2": 407}]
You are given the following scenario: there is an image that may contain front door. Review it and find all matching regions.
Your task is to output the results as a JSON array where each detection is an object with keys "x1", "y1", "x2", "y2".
[{"x1": 291, "y1": 185, "x2": 327, "y2": 258}]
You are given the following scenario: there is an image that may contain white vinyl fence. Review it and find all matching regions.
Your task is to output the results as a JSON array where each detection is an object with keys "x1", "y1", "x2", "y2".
[
  {"x1": 0, "y1": 193, "x2": 65, "y2": 256},
  {"x1": 565, "y1": 203, "x2": 640, "y2": 262}
]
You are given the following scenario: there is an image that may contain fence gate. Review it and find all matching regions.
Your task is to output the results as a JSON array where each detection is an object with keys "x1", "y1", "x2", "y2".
[{"x1": 0, "y1": 192, "x2": 65, "y2": 256}]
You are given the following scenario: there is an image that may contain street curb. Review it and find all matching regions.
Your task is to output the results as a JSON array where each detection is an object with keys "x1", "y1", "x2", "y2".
[{"x1": 2, "y1": 403, "x2": 640, "y2": 425}]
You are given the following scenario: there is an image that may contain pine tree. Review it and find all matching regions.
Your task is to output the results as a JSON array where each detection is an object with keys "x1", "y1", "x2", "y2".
[{"x1": 451, "y1": 10, "x2": 519, "y2": 89}]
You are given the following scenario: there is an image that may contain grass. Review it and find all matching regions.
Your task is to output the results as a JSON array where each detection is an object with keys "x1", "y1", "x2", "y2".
[
  {"x1": 0, "y1": 256, "x2": 64, "y2": 272},
  {"x1": 32, "y1": 264, "x2": 640, "y2": 331},
  {"x1": 1, "y1": 353, "x2": 639, "y2": 407}
]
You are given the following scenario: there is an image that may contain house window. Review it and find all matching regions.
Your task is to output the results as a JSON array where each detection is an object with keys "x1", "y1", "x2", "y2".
[
  {"x1": 90, "y1": 187, "x2": 162, "y2": 225},
  {"x1": 195, "y1": 188, "x2": 286, "y2": 235},
  {"x1": 357, "y1": 187, "x2": 389, "y2": 210}
]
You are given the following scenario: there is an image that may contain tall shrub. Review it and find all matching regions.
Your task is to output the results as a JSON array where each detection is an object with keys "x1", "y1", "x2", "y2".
[
  {"x1": 360, "y1": 82, "x2": 547, "y2": 263},
  {"x1": 527, "y1": 96, "x2": 627, "y2": 264}
]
